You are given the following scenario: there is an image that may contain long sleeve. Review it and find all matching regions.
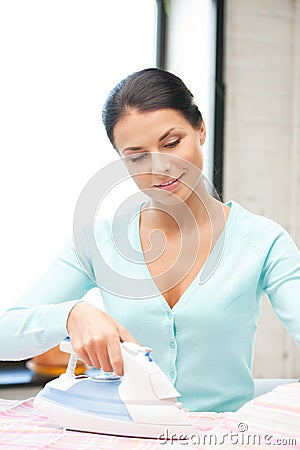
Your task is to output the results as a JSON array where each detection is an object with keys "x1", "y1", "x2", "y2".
[
  {"x1": 0, "y1": 238, "x2": 97, "y2": 360},
  {"x1": 261, "y1": 225, "x2": 300, "y2": 346}
]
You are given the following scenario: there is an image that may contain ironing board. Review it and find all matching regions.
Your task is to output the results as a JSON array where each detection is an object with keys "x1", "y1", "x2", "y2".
[{"x1": 0, "y1": 383, "x2": 299, "y2": 449}]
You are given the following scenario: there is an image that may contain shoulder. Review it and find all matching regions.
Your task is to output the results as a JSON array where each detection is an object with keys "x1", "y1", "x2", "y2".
[
  {"x1": 230, "y1": 201, "x2": 284, "y2": 233},
  {"x1": 228, "y1": 200, "x2": 298, "y2": 255},
  {"x1": 82, "y1": 202, "x2": 143, "y2": 251}
]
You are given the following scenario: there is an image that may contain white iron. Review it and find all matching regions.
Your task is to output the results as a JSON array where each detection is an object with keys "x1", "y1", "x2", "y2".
[{"x1": 33, "y1": 338, "x2": 194, "y2": 439}]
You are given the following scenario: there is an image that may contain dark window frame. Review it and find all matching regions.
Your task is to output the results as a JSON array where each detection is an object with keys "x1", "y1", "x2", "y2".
[{"x1": 213, "y1": 0, "x2": 225, "y2": 200}]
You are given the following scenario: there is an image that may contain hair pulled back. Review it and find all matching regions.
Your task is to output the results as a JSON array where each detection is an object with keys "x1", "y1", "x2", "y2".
[{"x1": 102, "y1": 68, "x2": 202, "y2": 149}]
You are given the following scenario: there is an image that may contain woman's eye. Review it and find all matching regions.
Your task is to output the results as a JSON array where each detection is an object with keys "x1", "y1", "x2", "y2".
[
  {"x1": 164, "y1": 139, "x2": 181, "y2": 148},
  {"x1": 129, "y1": 152, "x2": 148, "y2": 163}
]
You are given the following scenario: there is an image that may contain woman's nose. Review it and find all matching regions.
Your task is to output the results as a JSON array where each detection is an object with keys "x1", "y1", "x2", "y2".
[{"x1": 151, "y1": 152, "x2": 171, "y2": 175}]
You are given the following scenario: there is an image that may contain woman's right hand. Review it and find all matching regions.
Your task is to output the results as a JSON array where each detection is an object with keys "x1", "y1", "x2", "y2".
[{"x1": 66, "y1": 302, "x2": 139, "y2": 376}]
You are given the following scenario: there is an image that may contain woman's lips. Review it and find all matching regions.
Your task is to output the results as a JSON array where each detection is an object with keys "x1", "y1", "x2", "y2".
[{"x1": 154, "y1": 173, "x2": 184, "y2": 191}]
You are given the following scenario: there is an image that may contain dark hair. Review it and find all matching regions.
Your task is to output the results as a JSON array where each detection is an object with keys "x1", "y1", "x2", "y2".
[{"x1": 102, "y1": 68, "x2": 203, "y2": 149}]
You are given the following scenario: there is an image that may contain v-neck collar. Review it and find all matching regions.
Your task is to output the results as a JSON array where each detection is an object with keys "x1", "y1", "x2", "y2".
[{"x1": 131, "y1": 200, "x2": 237, "y2": 313}]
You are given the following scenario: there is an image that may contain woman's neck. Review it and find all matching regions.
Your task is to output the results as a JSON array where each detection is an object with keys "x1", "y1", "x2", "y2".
[{"x1": 141, "y1": 185, "x2": 226, "y2": 236}]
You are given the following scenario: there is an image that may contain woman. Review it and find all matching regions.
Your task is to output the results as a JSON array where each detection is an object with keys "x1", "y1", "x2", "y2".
[{"x1": 1, "y1": 68, "x2": 299, "y2": 412}]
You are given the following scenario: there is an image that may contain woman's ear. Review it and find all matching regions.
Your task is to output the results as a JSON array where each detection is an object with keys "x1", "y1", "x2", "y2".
[{"x1": 199, "y1": 120, "x2": 206, "y2": 145}]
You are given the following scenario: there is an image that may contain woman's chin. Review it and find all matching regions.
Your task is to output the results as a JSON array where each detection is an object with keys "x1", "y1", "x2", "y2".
[{"x1": 143, "y1": 186, "x2": 193, "y2": 206}]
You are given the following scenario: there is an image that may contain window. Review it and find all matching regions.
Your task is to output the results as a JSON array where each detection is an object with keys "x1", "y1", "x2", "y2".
[{"x1": 0, "y1": 0, "x2": 156, "y2": 312}]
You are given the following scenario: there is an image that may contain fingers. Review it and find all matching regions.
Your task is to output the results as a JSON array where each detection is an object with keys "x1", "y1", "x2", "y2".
[
  {"x1": 86, "y1": 346, "x2": 103, "y2": 370},
  {"x1": 67, "y1": 303, "x2": 140, "y2": 376},
  {"x1": 73, "y1": 339, "x2": 114, "y2": 372},
  {"x1": 71, "y1": 345, "x2": 92, "y2": 367},
  {"x1": 107, "y1": 336, "x2": 123, "y2": 376},
  {"x1": 72, "y1": 334, "x2": 138, "y2": 376}
]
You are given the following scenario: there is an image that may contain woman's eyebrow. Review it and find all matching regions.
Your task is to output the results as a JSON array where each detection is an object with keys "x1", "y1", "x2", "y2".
[
  {"x1": 122, "y1": 127, "x2": 183, "y2": 153},
  {"x1": 158, "y1": 127, "x2": 177, "y2": 142},
  {"x1": 123, "y1": 146, "x2": 143, "y2": 152}
]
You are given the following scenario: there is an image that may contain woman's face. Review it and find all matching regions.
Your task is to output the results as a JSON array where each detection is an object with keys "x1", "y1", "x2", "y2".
[{"x1": 113, "y1": 108, "x2": 206, "y2": 204}]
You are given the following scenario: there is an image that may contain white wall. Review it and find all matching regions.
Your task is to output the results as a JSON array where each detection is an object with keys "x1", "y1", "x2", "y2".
[
  {"x1": 0, "y1": 0, "x2": 156, "y2": 312},
  {"x1": 224, "y1": 0, "x2": 300, "y2": 377}
]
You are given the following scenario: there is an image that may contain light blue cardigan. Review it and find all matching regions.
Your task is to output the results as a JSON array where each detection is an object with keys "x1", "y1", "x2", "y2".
[{"x1": 0, "y1": 201, "x2": 299, "y2": 412}]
